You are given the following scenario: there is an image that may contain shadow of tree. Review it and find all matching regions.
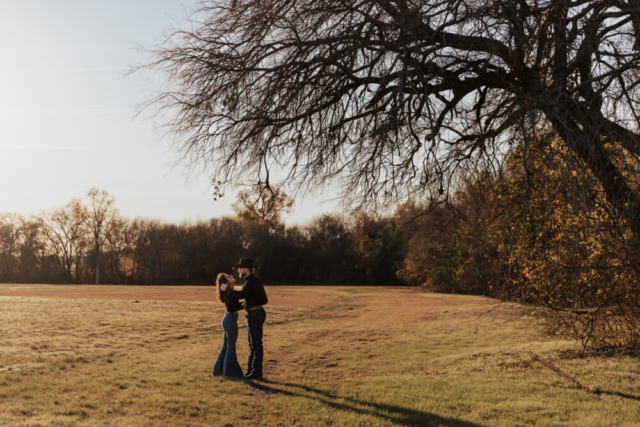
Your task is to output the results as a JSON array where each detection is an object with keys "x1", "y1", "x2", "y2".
[
  {"x1": 595, "y1": 389, "x2": 640, "y2": 401},
  {"x1": 247, "y1": 379, "x2": 485, "y2": 427},
  {"x1": 537, "y1": 356, "x2": 640, "y2": 402}
]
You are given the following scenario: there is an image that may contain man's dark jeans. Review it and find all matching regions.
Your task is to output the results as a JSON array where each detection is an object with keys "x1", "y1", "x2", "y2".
[{"x1": 245, "y1": 307, "x2": 266, "y2": 376}]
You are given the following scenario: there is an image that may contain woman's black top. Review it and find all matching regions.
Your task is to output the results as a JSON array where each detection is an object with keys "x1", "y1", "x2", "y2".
[{"x1": 224, "y1": 289, "x2": 244, "y2": 313}]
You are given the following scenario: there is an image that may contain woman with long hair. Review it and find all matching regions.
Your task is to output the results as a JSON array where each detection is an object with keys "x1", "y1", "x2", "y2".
[{"x1": 212, "y1": 273, "x2": 244, "y2": 378}]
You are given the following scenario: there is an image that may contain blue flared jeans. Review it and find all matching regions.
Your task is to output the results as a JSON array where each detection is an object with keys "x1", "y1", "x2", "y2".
[{"x1": 213, "y1": 312, "x2": 244, "y2": 378}]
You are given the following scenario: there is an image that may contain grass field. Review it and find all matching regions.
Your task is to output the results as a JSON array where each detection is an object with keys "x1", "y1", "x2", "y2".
[{"x1": 1, "y1": 284, "x2": 639, "y2": 426}]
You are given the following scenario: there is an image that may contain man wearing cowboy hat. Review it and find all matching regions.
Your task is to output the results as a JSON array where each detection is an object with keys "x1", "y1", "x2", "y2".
[{"x1": 233, "y1": 258, "x2": 268, "y2": 379}]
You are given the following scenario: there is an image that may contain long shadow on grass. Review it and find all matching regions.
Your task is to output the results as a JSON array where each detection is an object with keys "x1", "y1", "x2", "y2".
[
  {"x1": 594, "y1": 389, "x2": 640, "y2": 401},
  {"x1": 247, "y1": 380, "x2": 484, "y2": 427},
  {"x1": 539, "y1": 357, "x2": 640, "y2": 402}
]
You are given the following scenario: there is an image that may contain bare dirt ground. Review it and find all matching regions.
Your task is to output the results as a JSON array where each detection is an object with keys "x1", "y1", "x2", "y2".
[{"x1": 1, "y1": 284, "x2": 639, "y2": 426}]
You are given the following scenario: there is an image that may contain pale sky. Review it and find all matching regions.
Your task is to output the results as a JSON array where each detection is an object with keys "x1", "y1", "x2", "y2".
[{"x1": 0, "y1": 0, "x2": 338, "y2": 224}]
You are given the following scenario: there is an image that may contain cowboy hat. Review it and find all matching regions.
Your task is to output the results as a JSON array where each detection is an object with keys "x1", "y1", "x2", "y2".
[{"x1": 233, "y1": 258, "x2": 259, "y2": 270}]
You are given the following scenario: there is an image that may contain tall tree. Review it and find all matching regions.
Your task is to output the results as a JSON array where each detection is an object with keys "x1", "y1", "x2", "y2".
[
  {"x1": 232, "y1": 185, "x2": 294, "y2": 227},
  {"x1": 145, "y1": 0, "x2": 640, "y2": 238},
  {"x1": 39, "y1": 199, "x2": 88, "y2": 282},
  {"x1": 306, "y1": 214, "x2": 358, "y2": 284},
  {"x1": 103, "y1": 216, "x2": 131, "y2": 283},
  {"x1": 0, "y1": 213, "x2": 23, "y2": 281},
  {"x1": 84, "y1": 188, "x2": 119, "y2": 284},
  {"x1": 18, "y1": 217, "x2": 46, "y2": 282}
]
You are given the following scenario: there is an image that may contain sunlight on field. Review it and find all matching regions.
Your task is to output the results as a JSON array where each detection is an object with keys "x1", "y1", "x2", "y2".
[{"x1": 1, "y1": 285, "x2": 639, "y2": 426}]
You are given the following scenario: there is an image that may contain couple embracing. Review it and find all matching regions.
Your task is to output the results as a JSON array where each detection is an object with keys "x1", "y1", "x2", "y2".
[{"x1": 213, "y1": 258, "x2": 268, "y2": 380}]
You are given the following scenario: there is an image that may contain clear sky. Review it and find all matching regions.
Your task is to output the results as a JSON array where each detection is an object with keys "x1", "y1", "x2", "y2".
[{"x1": 0, "y1": 0, "x2": 338, "y2": 224}]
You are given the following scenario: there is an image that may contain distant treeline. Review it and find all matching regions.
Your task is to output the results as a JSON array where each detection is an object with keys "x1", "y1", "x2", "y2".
[{"x1": 0, "y1": 188, "x2": 405, "y2": 286}]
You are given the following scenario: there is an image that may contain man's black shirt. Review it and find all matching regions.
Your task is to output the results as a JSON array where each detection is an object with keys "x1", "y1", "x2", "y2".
[{"x1": 235, "y1": 273, "x2": 268, "y2": 309}]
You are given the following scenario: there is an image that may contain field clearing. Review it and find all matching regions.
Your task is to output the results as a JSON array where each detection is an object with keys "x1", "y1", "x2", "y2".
[{"x1": 0, "y1": 285, "x2": 639, "y2": 426}]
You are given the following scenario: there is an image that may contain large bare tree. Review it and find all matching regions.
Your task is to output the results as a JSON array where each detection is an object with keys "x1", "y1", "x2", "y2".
[{"x1": 145, "y1": 0, "x2": 640, "y2": 236}]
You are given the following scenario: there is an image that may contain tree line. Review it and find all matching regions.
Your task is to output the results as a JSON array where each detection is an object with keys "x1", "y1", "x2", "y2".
[{"x1": 0, "y1": 187, "x2": 404, "y2": 286}]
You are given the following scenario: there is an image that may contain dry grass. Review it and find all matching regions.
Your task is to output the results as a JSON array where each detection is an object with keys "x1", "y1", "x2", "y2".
[{"x1": 0, "y1": 284, "x2": 639, "y2": 426}]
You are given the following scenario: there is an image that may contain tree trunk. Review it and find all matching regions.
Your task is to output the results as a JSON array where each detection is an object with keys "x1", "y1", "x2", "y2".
[{"x1": 551, "y1": 113, "x2": 640, "y2": 238}]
